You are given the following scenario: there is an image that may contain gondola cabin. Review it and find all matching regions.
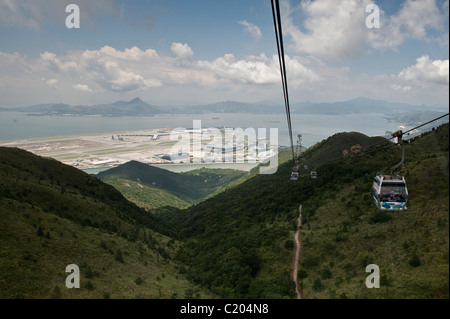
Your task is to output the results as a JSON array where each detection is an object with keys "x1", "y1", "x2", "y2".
[
  {"x1": 372, "y1": 173, "x2": 408, "y2": 211},
  {"x1": 291, "y1": 172, "x2": 299, "y2": 181},
  {"x1": 310, "y1": 171, "x2": 317, "y2": 179}
]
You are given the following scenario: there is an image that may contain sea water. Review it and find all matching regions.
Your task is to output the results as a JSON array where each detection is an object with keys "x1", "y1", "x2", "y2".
[{"x1": 0, "y1": 111, "x2": 401, "y2": 148}]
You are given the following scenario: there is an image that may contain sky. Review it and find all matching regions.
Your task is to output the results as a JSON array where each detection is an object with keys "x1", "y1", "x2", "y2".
[{"x1": 0, "y1": 0, "x2": 448, "y2": 108}]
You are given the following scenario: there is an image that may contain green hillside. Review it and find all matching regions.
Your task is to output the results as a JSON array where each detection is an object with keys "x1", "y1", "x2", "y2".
[
  {"x1": 1, "y1": 124, "x2": 447, "y2": 299},
  {"x1": 157, "y1": 124, "x2": 449, "y2": 299},
  {"x1": 303, "y1": 131, "x2": 387, "y2": 167},
  {"x1": 295, "y1": 124, "x2": 449, "y2": 298},
  {"x1": 100, "y1": 178, "x2": 192, "y2": 210},
  {"x1": 97, "y1": 161, "x2": 249, "y2": 209},
  {"x1": 0, "y1": 147, "x2": 210, "y2": 299}
]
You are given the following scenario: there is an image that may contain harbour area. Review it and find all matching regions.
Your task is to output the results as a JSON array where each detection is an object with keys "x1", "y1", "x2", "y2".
[{"x1": 0, "y1": 128, "x2": 270, "y2": 172}]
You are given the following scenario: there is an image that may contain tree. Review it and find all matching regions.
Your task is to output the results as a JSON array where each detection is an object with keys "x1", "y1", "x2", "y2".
[
  {"x1": 284, "y1": 240, "x2": 294, "y2": 250},
  {"x1": 298, "y1": 269, "x2": 308, "y2": 280},
  {"x1": 115, "y1": 249, "x2": 124, "y2": 263},
  {"x1": 135, "y1": 277, "x2": 143, "y2": 285},
  {"x1": 409, "y1": 254, "x2": 421, "y2": 267},
  {"x1": 185, "y1": 288, "x2": 194, "y2": 299},
  {"x1": 312, "y1": 278, "x2": 322, "y2": 291},
  {"x1": 51, "y1": 286, "x2": 62, "y2": 299},
  {"x1": 321, "y1": 268, "x2": 332, "y2": 279}
]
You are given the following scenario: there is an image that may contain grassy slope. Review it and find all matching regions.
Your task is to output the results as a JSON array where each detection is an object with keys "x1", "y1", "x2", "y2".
[
  {"x1": 1, "y1": 124, "x2": 447, "y2": 299},
  {"x1": 299, "y1": 125, "x2": 449, "y2": 299},
  {"x1": 0, "y1": 147, "x2": 211, "y2": 299},
  {"x1": 158, "y1": 125, "x2": 448, "y2": 299},
  {"x1": 103, "y1": 178, "x2": 192, "y2": 209},
  {"x1": 97, "y1": 161, "x2": 248, "y2": 209}
]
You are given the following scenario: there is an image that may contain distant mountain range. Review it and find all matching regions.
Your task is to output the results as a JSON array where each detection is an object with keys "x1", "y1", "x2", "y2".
[
  {"x1": 0, "y1": 97, "x2": 447, "y2": 117},
  {"x1": 290, "y1": 97, "x2": 431, "y2": 115},
  {"x1": 0, "y1": 97, "x2": 162, "y2": 117}
]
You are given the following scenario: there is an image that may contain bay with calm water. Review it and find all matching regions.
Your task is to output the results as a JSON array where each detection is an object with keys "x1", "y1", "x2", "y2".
[
  {"x1": 0, "y1": 111, "x2": 412, "y2": 173},
  {"x1": 0, "y1": 111, "x2": 399, "y2": 148}
]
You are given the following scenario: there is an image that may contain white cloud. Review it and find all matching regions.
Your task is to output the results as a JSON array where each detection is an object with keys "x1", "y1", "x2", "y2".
[
  {"x1": 0, "y1": 51, "x2": 29, "y2": 73},
  {"x1": 281, "y1": 0, "x2": 447, "y2": 60},
  {"x1": 391, "y1": 84, "x2": 412, "y2": 92},
  {"x1": 238, "y1": 20, "x2": 262, "y2": 40},
  {"x1": 370, "y1": 0, "x2": 445, "y2": 49},
  {"x1": 81, "y1": 45, "x2": 159, "y2": 61},
  {"x1": 171, "y1": 42, "x2": 194, "y2": 60},
  {"x1": 282, "y1": 0, "x2": 372, "y2": 60},
  {"x1": 430, "y1": 33, "x2": 450, "y2": 48},
  {"x1": 0, "y1": 42, "x2": 447, "y2": 108},
  {"x1": 398, "y1": 55, "x2": 449, "y2": 85},
  {"x1": 100, "y1": 62, "x2": 154, "y2": 91},
  {"x1": 197, "y1": 54, "x2": 277, "y2": 84},
  {"x1": 196, "y1": 53, "x2": 320, "y2": 86},
  {"x1": 74, "y1": 84, "x2": 93, "y2": 92},
  {"x1": 46, "y1": 78, "x2": 58, "y2": 89},
  {"x1": 40, "y1": 52, "x2": 79, "y2": 72},
  {"x1": 39, "y1": 46, "x2": 162, "y2": 92}
]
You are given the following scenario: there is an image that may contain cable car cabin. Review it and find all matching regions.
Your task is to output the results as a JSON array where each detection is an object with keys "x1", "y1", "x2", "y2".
[
  {"x1": 372, "y1": 173, "x2": 408, "y2": 211},
  {"x1": 310, "y1": 171, "x2": 317, "y2": 179},
  {"x1": 291, "y1": 162, "x2": 299, "y2": 181}
]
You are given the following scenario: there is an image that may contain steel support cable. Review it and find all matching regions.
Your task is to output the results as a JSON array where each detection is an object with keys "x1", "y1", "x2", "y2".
[
  {"x1": 271, "y1": 0, "x2": 294, "y2": 160},
  {"x1": 403, "y1": 112, "x2": 449, "y2": 135},
  {"x1": 271, "y1": 1, "x2": 289, "y2": 145},
  {"x1": 323, "y1": 112, "x2": 450, "y2": 166},
  {"x1": 271, "y1": 0, "x2": 295, "y2": 162},
  {"x1": 358, "y1": 112, "x2": 450, "y2": 152},
  {"x1": 274, "y1": 0, "x2": 294, "y2": 157}
]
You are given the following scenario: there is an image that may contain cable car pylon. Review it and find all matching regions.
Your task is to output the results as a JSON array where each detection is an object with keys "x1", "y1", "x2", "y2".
[
  {"x1": 389, "y1": 130, "x2": 406, "y2": 177},
  {"x1": 291, "y1": 134, "x2": 302, "y2": 181}
]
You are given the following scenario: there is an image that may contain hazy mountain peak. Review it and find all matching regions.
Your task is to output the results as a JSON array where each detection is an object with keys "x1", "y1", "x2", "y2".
[{"x1": 130, "y1": 97, "x2": 143, "y2": 104}]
